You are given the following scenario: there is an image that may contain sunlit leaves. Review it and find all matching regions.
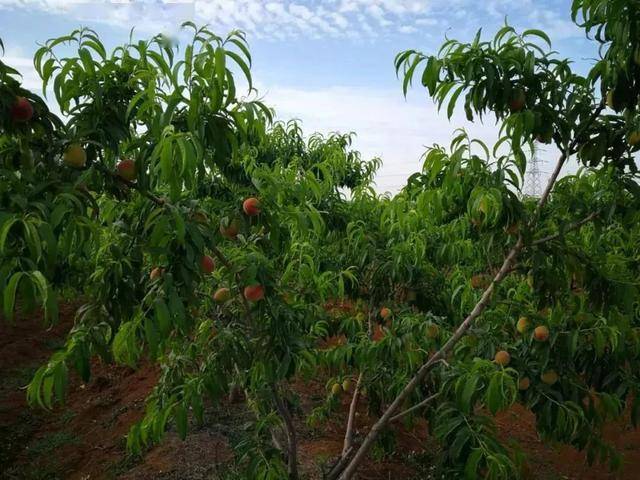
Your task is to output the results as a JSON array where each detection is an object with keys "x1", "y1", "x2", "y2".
[
  {"x1": 113, "y1": 318, "x2": 141, "y2": 367},
  {"x1": 433, "y1": 403, "x2": 519, "y2": 479},
  {"x1": 2, "y1": 9, "x2": 640, "y2": 479}
]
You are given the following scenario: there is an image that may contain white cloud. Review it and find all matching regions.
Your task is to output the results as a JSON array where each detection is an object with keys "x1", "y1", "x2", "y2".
[
  {"x1": 331, "y1": 12, "x2": 349, "y2": 29},
  {"x1": 527, "y1": 8, "x2": 583, "y2": 41},
  {"x1": 289, "y1": 3, "x2": 313, "y2": 20},
  {"x1": 399, "y1": 25, "x2": 418, "y2": 34},
  {"x1": 2, "y1": 46, "x2": 41, "y2": 91},
  {"x1": 0, "y1": 1, "x2": 586, "y2": 42},
  {"x1": 0, "y1": 0, "x2": 436, "y2": 39},
  {"x1": 259, "y1": 82, "x2": 531, "y2": 193},
  {"x1": 366, "y1": 5, "x2": 393, "y2": 27},
  {"x1": 356, "y1": 15, "x2": 376, "y2": 37},
  {"x1": 415, "y1": 17, "x2": 437, "y2": 26}
]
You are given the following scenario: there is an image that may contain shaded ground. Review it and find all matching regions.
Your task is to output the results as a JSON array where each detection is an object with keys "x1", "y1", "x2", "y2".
[{"x1": 1, "y1": 304, "x2": 639, "y2": 479}]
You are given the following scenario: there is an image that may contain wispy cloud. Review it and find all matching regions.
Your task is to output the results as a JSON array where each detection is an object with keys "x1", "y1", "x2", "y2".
[
  {"x1": 0, "y1": 1, "x2": 584, "y2": 43},
  {"x1": 0, "y1": 0, "x2": 439, "y2": 39},
  {"x1": 399, "y1": 25, "x2": 418, "y2": 34},
  {"x1": 259, "y1": 82, "x2": 550, "y2": 193}
]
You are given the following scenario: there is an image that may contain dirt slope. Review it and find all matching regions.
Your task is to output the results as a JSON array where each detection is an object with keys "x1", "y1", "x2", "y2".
[{"x1": 1, "y1": 304, "x2": 639, "y2": 479}]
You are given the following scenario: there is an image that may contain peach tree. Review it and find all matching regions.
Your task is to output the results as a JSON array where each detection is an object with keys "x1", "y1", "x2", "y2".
[
  {"x1": 0, "y1": 25, "x2": 374, "y2": 479},
  {"x1": 321, "y1": 2, "x2": 640, "y2": 479}
]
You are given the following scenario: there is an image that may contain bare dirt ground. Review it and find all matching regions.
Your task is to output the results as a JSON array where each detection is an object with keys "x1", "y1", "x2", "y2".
[{"x1": 1, "y1": 304, "x2": 639, "y2": 479}]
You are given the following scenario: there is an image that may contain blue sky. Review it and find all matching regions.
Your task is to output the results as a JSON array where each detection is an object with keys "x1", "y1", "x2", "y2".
[{"x1": 0, "y1": 0, "x2": 596, "y2": 192}]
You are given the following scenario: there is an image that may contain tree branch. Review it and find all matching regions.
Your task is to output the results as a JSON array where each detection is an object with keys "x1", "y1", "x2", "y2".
[
  {"x1": 390, "y1": 393, "x2": 439, "y2": 423},
  {"x1": 327, "y1": 447, "x2": 353, "y2": 480},
  {"x1": 95, "y1": 162, "x2": 256, "y2": 324},
  {"x1": 337, "y1": 235, "x2": 524, "y2": 479},
  {"x1": 97, "y1": 162, "x2": 280, "y2": 472},
  {"x1": 530, "y1": 211, "x2": 599, "y2": 246},
  {"x1": 94, "y1": 162, "x2": 166, "y2": 206},
  {"x1": 534, "y1": 102, "x2": 604, "y2": 215},
  {"x1": 271, "y1": 385, "x2": 299, "y2": 480},
  {"x1": 342, "y1": 372, "x2": 363, "y2": 456}
]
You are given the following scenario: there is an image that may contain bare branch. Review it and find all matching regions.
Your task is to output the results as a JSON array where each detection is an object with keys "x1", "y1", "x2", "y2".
[
  {"x1": 534, "y1": 102, "x2": 604, "y2": 216},
  {"x1": 327, "y1": 447, "x2": 353, "y2": 480},
  {"x1": 342, "y1": 373, "x2": 363, "y2": 456},
  {"x1": 390, "y1": 393, "x2": 439, "y2": 423},
  {"x1": 338, "y1": 235, "x2": 524, "y2": 479}
]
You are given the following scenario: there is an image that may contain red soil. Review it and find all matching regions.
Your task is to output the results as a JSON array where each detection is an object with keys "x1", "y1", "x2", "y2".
[{"x1": 1, "y1": 304, "x2": 639, "y2": 479}]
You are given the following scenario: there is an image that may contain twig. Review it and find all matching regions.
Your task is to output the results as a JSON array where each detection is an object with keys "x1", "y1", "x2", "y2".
[
  {"x1": 390, "y1": 393, "x2": 439, "y2": 423},
  {"x1": 530, "y1": 212, "x2": 599, "y2": 246},
  {"x1": 337, "y1": 218, "x2": 523, "y2": 480},
  {"x1": 94, "y1": 162, "x2": 166, "y2": 206},
  {"x1": 75, "y1": 184, "x2": 100, "y2": 218},
  {"x1": 97, "y1": 161, "x2": 287, "y2": 472},
  {"x1": 328, "y1": 305, "x2": 372, "y2": 479},
  {"x1": 209, "y1": 244, "x2": 253, "y2": 323}
]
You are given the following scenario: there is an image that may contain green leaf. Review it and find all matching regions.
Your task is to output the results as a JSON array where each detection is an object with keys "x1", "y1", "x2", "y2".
[
  {"x1": 27, "y1": 366, "x2": 46, "y2": 408},
  {"x1": 225, "y1": 50, "x2": 252, "y2": 91},
  {"x1": 522, "y1": 29, "x2": 552, "y2": 47},
  {"x1": 144, "y1": 316, "x2": 159, "y2": 358},
  {"x1": 459, "y1": 374, "x2": 480, "y2": 414},
  {"x1": 113, "y1": 321, "x2": 140, "y2": 367},
  {"x1": 78, "y1": 48, "x2": 95, "y2": 75},
  {"x1": 155, "y1": 299, "x2": 171, "y2": 336},
  {"x1": 464, "y1": 448, "x2": 483, "y2": 479},
  {"x1": 485, "y1": 374, "x2": 503, "y2": 414},
  {"x1": 174, "y1": 403, "x2": 188, "y2": 440},
  {"x1": 3, "y1": 272, "x2": 24, "y2": 323},
  {"x1": 403, "y1": 55, "x2": 423, "y2": 97},
  {"x1": 447, "y1": 85, "x2": 465, "y2": 119},
  {"x1": 214, "y1": 47, "x2": 226, "y2": 87},
  {"x1": 31, "y1": 271, "x2": 58, "y2": 324},
  {"x1": 0, "y1": 217, "x2": 19, "y2": 254}
]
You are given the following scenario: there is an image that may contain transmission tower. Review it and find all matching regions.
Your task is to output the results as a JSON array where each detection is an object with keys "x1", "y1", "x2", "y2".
[{"x1": 526, "y1": 142, "x2": 544, "y2": 197}]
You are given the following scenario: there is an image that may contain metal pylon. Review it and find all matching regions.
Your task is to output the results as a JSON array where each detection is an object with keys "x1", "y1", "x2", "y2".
[{"x1": 526, "y1": 142, "x2": 544, "y2": 197}]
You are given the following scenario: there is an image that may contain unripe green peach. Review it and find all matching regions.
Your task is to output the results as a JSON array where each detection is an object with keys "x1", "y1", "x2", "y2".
[
  {"x1": 541, "y1": 370, "x2": 559, "y2": 385},
  {"x1": 213, "y1": 287, "x2": 231, "y2": 303},
  {"x1": 342, "y1": 379, "x2": 352, "y2": 392},
  {"x1": 516, "y1": 316, "x2": 530, "y2": 334}
]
